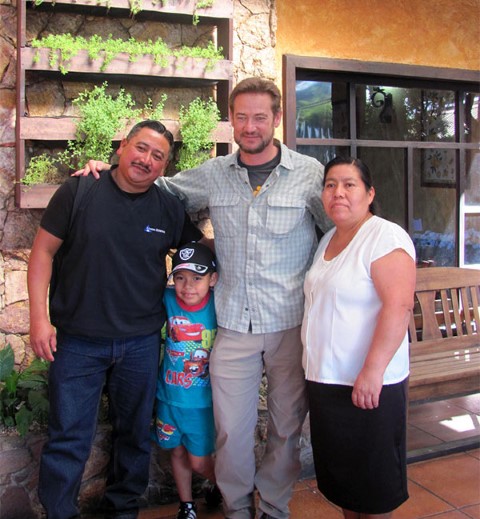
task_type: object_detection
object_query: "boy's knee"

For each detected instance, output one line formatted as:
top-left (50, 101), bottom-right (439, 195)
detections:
top-left (171, 445), bottom-right (187, 461)
top-left (190, 455), bottom-right (214, 479)
top-left (190, 457), bottom-right (206, 474)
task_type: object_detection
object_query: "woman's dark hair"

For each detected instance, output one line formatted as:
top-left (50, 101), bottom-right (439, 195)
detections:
top-left (126, 120), bottom-right (175, 161)
top-left (323, 156), bottom-right (379, 215)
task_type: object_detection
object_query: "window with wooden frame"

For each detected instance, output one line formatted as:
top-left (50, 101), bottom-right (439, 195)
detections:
top-left (283, 56), bottom-right (480, 268)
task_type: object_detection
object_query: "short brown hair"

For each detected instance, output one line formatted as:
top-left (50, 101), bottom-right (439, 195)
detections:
top-left (229, 77), bottom-right (282, 116)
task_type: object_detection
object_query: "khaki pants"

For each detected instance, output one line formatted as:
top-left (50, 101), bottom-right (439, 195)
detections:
top-left (210, 327), bottom-right (308, 519)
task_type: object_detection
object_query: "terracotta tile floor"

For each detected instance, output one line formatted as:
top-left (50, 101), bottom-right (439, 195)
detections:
top-left (137, 394), bottom-right (480, 519)
top-left (139, 451), bottom-right (480, 519)
top-left (407, 393), bottom-right (480, 462)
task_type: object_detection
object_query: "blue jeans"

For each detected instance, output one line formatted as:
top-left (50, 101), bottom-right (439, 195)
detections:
top-left (38, 331), bottom-right (161, 519)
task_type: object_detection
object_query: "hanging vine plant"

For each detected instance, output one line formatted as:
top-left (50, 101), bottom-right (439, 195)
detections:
top-left (31, 34), bottom-right (223, 75)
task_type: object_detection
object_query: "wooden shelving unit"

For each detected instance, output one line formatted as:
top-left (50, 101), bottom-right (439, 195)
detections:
top-left (16, 0), bottom-right (234, 208)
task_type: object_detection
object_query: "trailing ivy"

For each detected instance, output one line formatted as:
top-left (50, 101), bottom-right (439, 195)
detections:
top-left (129, 0), bottom-right (143, 16)
top-left (177, 97), bottom-right (220, 171)
top-left (31, 33), bottom-right (223, 75)
top-left (193, 0), bottom-right (215, 25)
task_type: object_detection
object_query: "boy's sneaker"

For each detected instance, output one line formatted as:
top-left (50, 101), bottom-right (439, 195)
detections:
top-left (176, 501), bottom-right (197, 519)
top-left (204, 483), bottom-right (223, 508)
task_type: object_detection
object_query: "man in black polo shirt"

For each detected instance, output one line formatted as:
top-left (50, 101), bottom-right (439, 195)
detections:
top-left (27, 120), bottom-right (204, 519)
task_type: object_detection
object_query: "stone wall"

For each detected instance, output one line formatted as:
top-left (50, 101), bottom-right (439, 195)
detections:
top-left (0, 425), bottom-right (205, 519)
top-left (1, 410), bottom-right (312, 519)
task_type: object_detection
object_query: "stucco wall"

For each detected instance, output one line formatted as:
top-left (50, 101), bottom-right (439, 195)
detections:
top-left (276, 0), bottom-right (480, 71)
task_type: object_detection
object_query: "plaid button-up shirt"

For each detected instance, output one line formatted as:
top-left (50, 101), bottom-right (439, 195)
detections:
top-left (162, 142), bottom-right (330, 334)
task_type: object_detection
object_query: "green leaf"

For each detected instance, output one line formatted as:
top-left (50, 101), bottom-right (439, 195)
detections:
top-left (15, 406), bottom-right (33, 437)
top-left (0, 345), bottom-right (15, 382)
top-left (29, 390), bottom-right (50, 420)
top-left (4, 372), bottom-right (20, 395)
top-left (4, 416), bottom-right (15, 428)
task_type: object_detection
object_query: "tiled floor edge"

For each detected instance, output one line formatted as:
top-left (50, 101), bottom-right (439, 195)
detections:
top-left (407, 436), bottom-right (480, 464)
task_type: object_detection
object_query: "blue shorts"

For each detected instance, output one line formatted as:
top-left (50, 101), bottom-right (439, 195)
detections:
top-left (152, 400), bottom-right (215, 456)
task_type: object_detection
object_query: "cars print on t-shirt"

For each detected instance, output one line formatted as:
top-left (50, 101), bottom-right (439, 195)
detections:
top-left (165, 316), bottom-right (211, 388)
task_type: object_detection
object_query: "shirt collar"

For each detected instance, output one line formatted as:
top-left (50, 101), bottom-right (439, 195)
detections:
top-left (228, 140), bottom-right (294, 173)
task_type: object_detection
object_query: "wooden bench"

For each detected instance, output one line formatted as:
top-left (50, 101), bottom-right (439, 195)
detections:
top-left (408, 267), bottom-right (480, 403)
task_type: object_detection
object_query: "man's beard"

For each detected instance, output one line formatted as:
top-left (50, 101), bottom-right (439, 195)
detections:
top-left (235, 131), bottom-right (274, 155)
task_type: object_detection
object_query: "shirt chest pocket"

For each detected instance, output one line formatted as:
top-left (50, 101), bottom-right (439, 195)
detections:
top-left (266, 196), bottom-right (306, 235)
top-left (209, 193), bottom-right (242, 237)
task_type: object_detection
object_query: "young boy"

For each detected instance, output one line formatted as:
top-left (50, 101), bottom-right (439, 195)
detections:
top-left (153, 242), bottom-right (222, 519)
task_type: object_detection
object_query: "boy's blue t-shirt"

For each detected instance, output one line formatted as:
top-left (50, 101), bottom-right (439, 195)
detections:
top-left (156, 286), bottom-right (217, 408)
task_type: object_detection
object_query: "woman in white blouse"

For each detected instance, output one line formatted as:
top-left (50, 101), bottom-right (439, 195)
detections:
top-left (302, 157), bottom-right (416, 519)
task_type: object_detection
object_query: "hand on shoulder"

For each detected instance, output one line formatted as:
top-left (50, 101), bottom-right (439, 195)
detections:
top-left (71, 160), bottom-right (111, 179)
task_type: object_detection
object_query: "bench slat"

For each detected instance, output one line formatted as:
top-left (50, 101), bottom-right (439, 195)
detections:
top-left (411, 352), bottom-right (480, 368)
top-left (410, 335), bottom-right (479, 356)
top-left (410, 357), bottom-right (480, 377)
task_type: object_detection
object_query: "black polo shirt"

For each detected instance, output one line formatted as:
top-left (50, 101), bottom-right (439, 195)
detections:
top-left (41, 171), bottom-right (203, 338)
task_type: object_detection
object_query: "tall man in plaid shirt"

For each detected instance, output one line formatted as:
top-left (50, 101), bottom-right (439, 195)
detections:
top-left (162, 78), bottom-right (329, 519)
top-left (80, 78), bottom-right (330, 519)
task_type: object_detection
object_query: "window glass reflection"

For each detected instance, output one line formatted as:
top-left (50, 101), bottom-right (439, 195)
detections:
top-left (465, 214), bottom-right (480, 265)
top-left (465, 150), bottom-right (480, 205)
top-left (295, 81), bottom-right (348, 140)
top-left (419, 90), bottom-right (456, 142)
top-left (356, 86), bottom-right (456, 142)
top-left (464, 92), bottom-right (479, 142)
top-left (464, 93), bottom-right (480, 206)
top-left (413, 149), bottom-right (456, 266)
top-left (357, 148), bottom-right (406, 227)
top-left (296, 145), bottom-right (349, 166)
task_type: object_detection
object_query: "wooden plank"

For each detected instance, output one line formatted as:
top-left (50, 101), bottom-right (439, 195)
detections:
top-left (411, 335), bottom-right (480, 356)
top-left (411, 350), bottom-right (480, 367)
top-left (411, 352), bottom-right (480, 366)
top-left (33, 0), bottom-right (234, 19)
top-left (440, 289), bottom-right (454, 336)
top-left (461, 287), bottom-right (474, 334)
top-left (19, 117), bottom-right (233, 143)
top-left (408, 376), bottom-right (480, 402)
top-left (471, 285), bottom-right (480, 323)
top-left (410, 360), bottom-right (480, 380)
top-left (416, 290), bottom-right (443, 341)
top-left (22, 48), bottom-right (233, 81)
top-left (415, 267), bottom-right (480, 291)
top-left (450, 289), bottom-right (463, 335)
top-left (19, 184), bottom-right (60, 209)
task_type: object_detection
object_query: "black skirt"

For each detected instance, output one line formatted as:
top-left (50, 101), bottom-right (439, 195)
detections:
top-left (307, 379), bottom-right (409, 514)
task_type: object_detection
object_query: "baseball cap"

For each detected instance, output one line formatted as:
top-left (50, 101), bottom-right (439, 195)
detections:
top-left (170, 242), bottom-right (216, 277)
